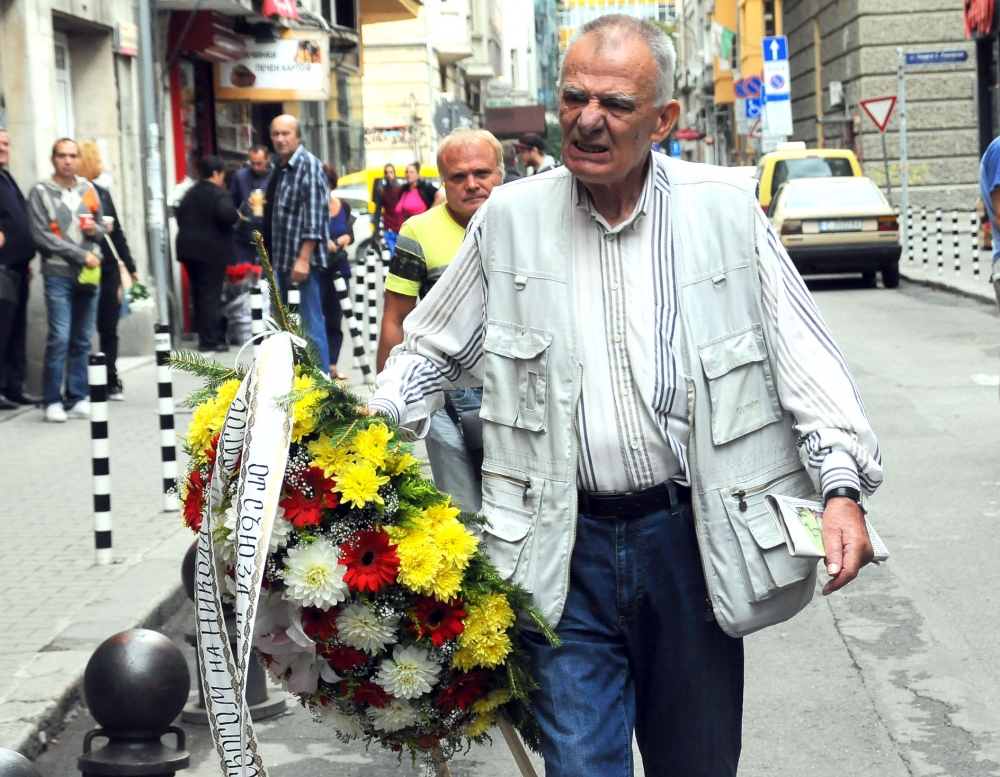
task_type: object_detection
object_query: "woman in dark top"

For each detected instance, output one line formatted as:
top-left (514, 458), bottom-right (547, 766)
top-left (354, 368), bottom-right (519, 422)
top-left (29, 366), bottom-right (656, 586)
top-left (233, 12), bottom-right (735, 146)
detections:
top-left (175, 156), bottom-right (239, 352)
top-left (320, 165), bottom-right (356, 378)
top-left (395, 163), bottom-right (438, 223)
top-left (78, 141), bottom-right (137, 400)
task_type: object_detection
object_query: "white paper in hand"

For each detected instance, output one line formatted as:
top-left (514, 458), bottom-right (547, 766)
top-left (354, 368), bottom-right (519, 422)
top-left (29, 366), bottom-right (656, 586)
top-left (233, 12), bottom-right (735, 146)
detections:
top-left (764, 494), bottom-right (889, 563)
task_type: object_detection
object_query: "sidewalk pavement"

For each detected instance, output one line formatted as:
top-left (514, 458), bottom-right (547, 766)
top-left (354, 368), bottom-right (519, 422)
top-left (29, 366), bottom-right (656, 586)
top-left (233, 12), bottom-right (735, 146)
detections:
top-left (899, 262), bottom-right (996, 305)
top-left (0, 338), bottom-right (384, 760)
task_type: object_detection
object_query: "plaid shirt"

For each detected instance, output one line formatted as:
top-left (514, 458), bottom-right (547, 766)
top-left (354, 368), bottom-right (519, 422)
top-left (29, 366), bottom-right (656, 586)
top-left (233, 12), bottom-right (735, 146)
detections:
top-left (268, 145), bottom-right (328, 272)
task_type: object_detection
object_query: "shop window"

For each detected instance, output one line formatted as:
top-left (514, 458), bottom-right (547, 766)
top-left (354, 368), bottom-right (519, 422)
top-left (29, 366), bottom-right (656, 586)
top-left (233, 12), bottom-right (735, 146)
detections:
top-left (54, 32), bottom-right (75, 139)
top-left (763, 1), bottom-right (776, 38)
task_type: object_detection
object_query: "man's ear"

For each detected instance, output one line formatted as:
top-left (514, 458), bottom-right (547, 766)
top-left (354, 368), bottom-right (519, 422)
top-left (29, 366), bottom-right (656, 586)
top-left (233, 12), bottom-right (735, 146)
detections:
top-left (652, 101), bottom-right (681, 144)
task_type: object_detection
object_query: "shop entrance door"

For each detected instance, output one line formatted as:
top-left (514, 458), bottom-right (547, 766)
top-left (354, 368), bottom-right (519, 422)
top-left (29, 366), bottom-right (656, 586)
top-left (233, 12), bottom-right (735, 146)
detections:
top-left (54, 32), bottom-right (75, 139)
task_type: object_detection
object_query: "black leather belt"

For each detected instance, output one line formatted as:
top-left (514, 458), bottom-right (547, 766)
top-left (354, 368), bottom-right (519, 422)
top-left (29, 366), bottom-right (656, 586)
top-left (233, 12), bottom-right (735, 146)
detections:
top-left (577, 481), bottom-right (692, 519)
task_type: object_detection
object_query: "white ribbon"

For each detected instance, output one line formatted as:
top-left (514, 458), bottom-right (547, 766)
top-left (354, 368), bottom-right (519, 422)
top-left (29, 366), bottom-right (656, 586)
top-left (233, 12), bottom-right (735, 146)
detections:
top-left (196, 333), bottom-right (295, 777)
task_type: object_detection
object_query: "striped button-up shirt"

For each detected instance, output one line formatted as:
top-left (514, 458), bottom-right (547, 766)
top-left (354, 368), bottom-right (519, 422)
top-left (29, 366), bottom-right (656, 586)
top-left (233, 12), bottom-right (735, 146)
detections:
top-left (267, 145), bottom-right (328, 273)
top-left (372, 161), bottom-right (883, 499)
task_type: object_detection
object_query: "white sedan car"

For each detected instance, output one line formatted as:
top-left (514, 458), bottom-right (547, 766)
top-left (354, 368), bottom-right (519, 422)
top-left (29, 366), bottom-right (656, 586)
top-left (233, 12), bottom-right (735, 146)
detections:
top-left (331, 188), bottom-right (374, 264)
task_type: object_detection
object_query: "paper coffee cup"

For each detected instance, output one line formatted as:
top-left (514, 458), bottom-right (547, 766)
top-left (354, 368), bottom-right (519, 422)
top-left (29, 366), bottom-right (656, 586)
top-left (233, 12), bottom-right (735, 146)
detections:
top-left (103, 216), bottom-right (115, 230)
top-left (79, 213), bottom-right (95, 231)
top-left (249, 189), bottom-right (264, 218)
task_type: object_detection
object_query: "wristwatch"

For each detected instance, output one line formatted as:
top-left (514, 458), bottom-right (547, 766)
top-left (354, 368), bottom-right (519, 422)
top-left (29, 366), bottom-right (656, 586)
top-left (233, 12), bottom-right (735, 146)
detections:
top-left (823, 486), bottom-right (864, 511)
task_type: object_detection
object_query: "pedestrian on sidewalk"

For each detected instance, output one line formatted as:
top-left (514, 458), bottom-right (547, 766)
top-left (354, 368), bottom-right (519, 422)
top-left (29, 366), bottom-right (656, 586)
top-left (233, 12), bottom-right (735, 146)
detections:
top-left (979, 136), bottom-right (1000, 307)
top-left (174, 155), bottom-right (239, 353)
top-left (262, 114), bottom-right (331, 369)
top-left (372, 163), bottom-right (403, 255)
top-left (0, 127), bottom-right (39, 410)
top-left (395, 163), bottom-right (439, 224)
top-left (320, 164), bottom-right (355, 378)
top-left (376, 127), bottom-right (504, 513)
top-left (230, 145), bottom-right (273, 266)
top-left (515, 131), bottom-right (557, 175)
top-left (371, 16), bottom-right (882, 777)
top-left (501, 140), bottom-right (522, 184)
top-left (78, 141), bottom-right (137, 401)
top-left (28, 138), bottom-right (107, 423)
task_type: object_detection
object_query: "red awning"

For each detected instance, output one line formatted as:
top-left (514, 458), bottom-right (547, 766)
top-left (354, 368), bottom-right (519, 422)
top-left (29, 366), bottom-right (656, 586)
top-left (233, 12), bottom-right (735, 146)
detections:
top-left (261, 0), bottom-right (301, 21)
top-left (965, 0), bottom-right (994, 37)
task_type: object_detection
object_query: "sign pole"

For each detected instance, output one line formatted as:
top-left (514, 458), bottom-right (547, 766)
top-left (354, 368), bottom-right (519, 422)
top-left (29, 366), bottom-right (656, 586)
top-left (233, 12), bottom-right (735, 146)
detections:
top-left (881, 131), bottom-right (893, 206)
top-left (897, 47), bottom-right (909, 259)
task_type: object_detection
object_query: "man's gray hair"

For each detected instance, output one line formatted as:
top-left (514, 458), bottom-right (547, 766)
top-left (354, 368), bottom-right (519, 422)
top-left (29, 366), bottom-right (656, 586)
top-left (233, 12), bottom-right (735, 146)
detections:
top-left (561, 14), bottom-right (676, 106)
top-left (437, 127), bottom-right (505, 179)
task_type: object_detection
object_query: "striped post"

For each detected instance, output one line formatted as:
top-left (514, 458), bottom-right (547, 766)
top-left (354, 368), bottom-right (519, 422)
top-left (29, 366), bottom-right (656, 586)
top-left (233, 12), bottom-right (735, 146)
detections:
top-left (250, 281), bottom-right (264, 358)
top-left (155, 324), bottom-right (179, 512)
top-left (366, 245), bottom-right (379, 350)
top-left (89, 353), bottom-right (112, 565)
top-left (288, 284), bottom-right (301, 325)
top-left (352, 256), bottom-right (367, 339)
top-left (952, 209), bottom-right (961, 275)
top-left (971, 210), bottom-right (981, 280)
top-left (906, 206), bottom-right (914, 265)
top-left (935, 208), bottom-right (944, 275)
top-left (380, 236), bottom-right (391, 283)
top-left (921, 206), bottom-right (928, 269)
top-left (333, 274), bottom-right (374, 386)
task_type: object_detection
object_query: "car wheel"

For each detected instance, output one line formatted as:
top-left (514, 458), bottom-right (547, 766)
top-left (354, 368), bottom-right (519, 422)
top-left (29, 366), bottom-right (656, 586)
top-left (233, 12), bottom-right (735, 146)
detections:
top-left (881, 261), bottom-right (900, 289)
top-left (861, 271), bottom-right (877, 288)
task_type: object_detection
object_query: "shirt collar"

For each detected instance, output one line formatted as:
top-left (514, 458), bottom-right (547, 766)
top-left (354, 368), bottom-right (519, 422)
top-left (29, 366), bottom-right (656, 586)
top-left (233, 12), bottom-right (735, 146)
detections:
top-left (282, 145), bottom-right (305, 169)
top-left (574, 154), bottom-right (656, 234)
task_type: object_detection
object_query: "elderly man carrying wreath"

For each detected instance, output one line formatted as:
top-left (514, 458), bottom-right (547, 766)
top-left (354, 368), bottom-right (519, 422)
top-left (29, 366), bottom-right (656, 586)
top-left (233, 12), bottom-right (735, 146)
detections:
top-left (370, 15), bottom-right (882, 777)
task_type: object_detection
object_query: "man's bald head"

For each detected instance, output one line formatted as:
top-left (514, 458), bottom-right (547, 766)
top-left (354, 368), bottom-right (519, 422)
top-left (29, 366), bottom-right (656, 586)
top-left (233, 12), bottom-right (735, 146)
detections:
top-left (270, 114), bottom-right (301, 162)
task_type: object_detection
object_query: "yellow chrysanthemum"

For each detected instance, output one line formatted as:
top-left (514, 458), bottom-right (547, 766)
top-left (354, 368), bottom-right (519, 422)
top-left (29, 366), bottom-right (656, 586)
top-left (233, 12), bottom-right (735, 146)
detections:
top-left (466, 712), bottom-right (493, 738)
top-left (184, 378), bottom-right (242, 457)
top-left (385, 451), bottom-right (421, 475)
top-left (291, 375), bottom-right (326, 442)
top-left (394, 531), bottom-right (444, 593)
top-left (306, 434), bottom-right (353, 476)
top-left (454, 594), bottom-right (515, 668)
top-left (350, 422), bottom-right (393, 469)
top-left (469, 631), bottom-right (512, 668)
top-left (333, 461), bottom-right (389, 508)
top-left (452, 647), bottom-right (477, 673)
top-left (478, 593), bottom-right (516, 632)
top-left (214, 378), bottom-right (242, 409)
top-left (471, 688), bottom-right (511, 715)
top-left (427, 561), bottom-right (464, 601)
top-left (434, 518), bottom-right (479, 568)
top-left (423, 501), bottom-right (461, 528)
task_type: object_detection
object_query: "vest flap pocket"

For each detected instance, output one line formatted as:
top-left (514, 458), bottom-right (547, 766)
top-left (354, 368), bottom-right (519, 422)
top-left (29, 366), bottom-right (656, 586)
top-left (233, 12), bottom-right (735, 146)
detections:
top-left (480, 320), bottom-right (553, 432)
top-left (697, 324), bottom-right (782, 445)
top-left (479, 469), bottom-right (541, 591)
top-left (483, 512), bottom-right (531, 542)
top-left (698, 326), bottom-right (767, 380)
top-left (745, 511), bottom-right (784, 549)
top-left (483, 322), bottom-right (552, 360)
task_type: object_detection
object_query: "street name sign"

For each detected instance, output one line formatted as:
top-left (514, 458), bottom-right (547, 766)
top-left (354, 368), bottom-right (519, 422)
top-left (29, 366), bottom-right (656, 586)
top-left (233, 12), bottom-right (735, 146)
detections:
top-left (762, 35), bottom-right (792, 136)
top-left (859, 96), bottom-right (897, 133)
top-left (905, 50), bottom-right (968, 66)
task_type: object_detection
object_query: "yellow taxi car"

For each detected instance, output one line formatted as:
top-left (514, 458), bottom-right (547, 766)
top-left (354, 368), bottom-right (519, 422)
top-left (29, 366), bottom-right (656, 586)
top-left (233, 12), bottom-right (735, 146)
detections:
top-left (768, 177), bottom-right (902, 288)
top-left (755, 144), bottom-right (862, 210)
top-left (337, 164), bottom-right (440, 215)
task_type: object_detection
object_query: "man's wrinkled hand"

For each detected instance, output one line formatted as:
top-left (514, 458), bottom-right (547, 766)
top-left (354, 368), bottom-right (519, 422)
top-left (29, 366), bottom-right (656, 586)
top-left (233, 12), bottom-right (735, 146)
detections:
top-left (290, 256), bottom-right (310, 284)
top-left (84, 253), bottom-right (100, 269)
top-left (821, 497), bottom-right (874, 596)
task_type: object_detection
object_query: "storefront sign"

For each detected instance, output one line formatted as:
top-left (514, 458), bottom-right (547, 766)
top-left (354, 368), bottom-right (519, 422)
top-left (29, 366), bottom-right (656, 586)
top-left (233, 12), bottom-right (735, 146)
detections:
top-left (115, 22), bottom-right (138, 57)
top-left (215, 30), bottom-right (329, 102)
top-left (261, 0), bottom-right (300, 21)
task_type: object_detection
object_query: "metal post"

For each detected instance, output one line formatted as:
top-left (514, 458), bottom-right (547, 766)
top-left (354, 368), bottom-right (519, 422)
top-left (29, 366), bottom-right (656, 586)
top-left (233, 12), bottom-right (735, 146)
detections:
top-left (897, 48), bottom-right (909, 261)
top-left (89, 353), bottom-right (112, 565)
top-left (288, 284), bottom-right (300, 326)
top-left (972, 210), bottom-right (981, 279)
top-left (935, 208), bottom-right (943, 275)
top-left (155, 324), bottom-right (179, 513)
top-left (366, 246), bottom-right (379, 351)
top-left (352, 258), bottom-right (367, 339)
top-left (136, 0), bottom-right (170, 326)
top-left (906, 206), bottom-right (913, 264)
top-left (881, 131), bottom-right (893, 206)
top-left (921, 206), bottom-right (928, 269)
top-left (952, 209), bottom-right (961, 275)
top-left (250, 282), bottom-right (264, 359)
top-left (333, 275), bottom-right (374, 386)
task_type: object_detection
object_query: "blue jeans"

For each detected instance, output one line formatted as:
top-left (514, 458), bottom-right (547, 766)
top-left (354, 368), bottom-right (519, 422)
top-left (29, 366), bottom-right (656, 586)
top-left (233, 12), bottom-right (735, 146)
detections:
top-left (276, 267), bottom-right (330, 370)
top-left (425, 387), bottom-right (482, 513)
top-left (383, 230), bottom-right (398, 257)
top-left (521, 490), bottom-right (744, 777)
top-left (43, 274), bottom-right (99, 406)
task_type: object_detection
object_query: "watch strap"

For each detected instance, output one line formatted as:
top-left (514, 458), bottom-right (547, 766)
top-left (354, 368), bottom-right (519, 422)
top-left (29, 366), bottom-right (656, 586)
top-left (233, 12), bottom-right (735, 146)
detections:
top-left (824, 486), bottom-right (862, 505)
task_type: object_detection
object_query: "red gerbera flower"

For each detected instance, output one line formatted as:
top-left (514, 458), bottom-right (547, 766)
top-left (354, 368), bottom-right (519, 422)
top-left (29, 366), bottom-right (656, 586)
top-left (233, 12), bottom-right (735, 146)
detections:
top-left (280, 466), bottom-right (339, 528)
top-left (340, 530), bottom-right (400, 592)
top-left (183, 470), bottom-right (206, 532)
top-left (320, 643), bottom-right (368, 672)
top-left (301, 606), bottom-right (340, 641)
top-left (204, 434), bottom-right (220, 470)
top-left (434, 670), bottom-right (489, 712)
top-left (409, 597), bottom-right (467, 646)
top-left (347, 679), bottom-right (390, 708)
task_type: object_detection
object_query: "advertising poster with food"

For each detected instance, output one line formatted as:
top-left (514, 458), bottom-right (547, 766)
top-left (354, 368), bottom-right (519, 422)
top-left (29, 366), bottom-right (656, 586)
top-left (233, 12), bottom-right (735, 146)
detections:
top-left (215, 31), bottom-right (329, 102)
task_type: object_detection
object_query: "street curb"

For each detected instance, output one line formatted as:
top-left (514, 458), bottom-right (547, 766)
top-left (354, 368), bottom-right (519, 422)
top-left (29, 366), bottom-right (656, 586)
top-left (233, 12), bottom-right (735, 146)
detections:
top-left (899, 270), bottom-right (996, 306)
top-left (12, 581), bottom-right (187, 761)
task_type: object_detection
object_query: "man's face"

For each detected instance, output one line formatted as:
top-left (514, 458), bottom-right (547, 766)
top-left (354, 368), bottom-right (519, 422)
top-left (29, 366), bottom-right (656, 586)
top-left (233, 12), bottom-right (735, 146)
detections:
top-left (52, 140), bottom-right (80, 179)
top-left (517, 147), bottom-right (534, 167)
top-left (384, 165), bottom-right (396, 182)
top-left (558, 33), bottom-right (678, 186)
top-left (439, 141), bottom-right (503, 221)
top-left (248, 150), bottom-right (270, 175)
top-left (0, 133), bottom-right (9, 166)
top-left (270, 119), bottom-right (300, 160)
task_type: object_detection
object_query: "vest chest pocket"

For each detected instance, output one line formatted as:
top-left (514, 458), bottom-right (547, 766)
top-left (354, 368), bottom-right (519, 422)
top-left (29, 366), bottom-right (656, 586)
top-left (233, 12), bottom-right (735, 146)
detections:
top-left (479, 320), bottom-right (553, 432)
top-left (698, 324), bottom-right (782, 445)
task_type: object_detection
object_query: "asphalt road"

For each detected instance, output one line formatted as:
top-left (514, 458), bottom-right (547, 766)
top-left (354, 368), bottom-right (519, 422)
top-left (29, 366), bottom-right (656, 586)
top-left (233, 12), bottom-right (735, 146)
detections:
top-left (33, 278), bottom-right (1000, 777)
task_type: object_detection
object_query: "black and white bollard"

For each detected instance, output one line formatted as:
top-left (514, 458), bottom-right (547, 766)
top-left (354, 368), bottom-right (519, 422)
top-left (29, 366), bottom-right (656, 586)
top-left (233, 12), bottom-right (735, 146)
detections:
top-left (89, 353), bottom-right (112, 566)
top-left (352, 257), bottom-right (367, 338)
top-left (971, 211), bottom-right (981, 280)
top-left (155, 325), bottom-right (179, 513)
top-left (952, 209), bottom-right (961, 275)
top-left (935, 208), bottom-right (944, 275)
top-left (250, 281), bottom-right (264, 359)
top-left (366, 245), bottom-right (379, 351)
top-left (921, 206), bottom-right (928, 269)
top-left (906, 205), bottom-right (913, 265)
top-left (333, 275), bottom-right (374, 387)
top-left (287, 283), bottom-right (301, 327)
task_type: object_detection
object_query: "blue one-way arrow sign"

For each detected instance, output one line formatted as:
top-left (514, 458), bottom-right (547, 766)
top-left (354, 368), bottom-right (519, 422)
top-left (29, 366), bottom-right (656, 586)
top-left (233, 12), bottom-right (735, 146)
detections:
top-left (763, 35), bottom-right (788, 62)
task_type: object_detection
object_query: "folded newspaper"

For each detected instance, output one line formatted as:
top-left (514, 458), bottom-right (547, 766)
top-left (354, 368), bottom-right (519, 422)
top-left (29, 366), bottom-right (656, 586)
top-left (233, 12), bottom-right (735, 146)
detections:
top-left (763, 495), bottom-right (889, 563)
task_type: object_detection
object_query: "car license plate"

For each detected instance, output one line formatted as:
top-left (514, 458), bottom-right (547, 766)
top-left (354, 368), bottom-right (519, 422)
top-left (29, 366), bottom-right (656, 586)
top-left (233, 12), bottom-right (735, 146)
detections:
top-left (819, 219), bottom-right (863, 232)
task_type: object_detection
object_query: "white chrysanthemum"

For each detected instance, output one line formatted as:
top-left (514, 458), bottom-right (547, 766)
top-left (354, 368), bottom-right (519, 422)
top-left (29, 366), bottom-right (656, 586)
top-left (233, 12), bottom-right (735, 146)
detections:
top-left (283, 539), bottom-right (349, 609)
top-left (368, 699), bottom-right (420, 732)
top-left (336, 603), bottom-right (398, 655)
top-left (320, 703), bottom-right (364, 737)
top-left (212, 506), bottom-right (238, 563)
top-left (375, 645), bottom-right (441, 699)
top-left (270, 510), bottom-right (292, 552)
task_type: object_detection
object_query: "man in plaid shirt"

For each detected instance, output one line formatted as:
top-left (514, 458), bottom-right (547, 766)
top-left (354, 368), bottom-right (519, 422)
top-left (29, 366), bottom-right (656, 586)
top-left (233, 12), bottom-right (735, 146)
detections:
top-left (262, 115), bottom-right (330, 368)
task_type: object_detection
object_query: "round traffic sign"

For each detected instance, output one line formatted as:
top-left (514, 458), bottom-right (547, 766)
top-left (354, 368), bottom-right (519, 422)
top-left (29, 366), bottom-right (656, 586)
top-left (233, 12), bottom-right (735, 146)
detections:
top-left (734, 79), bottom-right (748, 98)
top-left (769, 74), bottom-right (786, 90)
top-left (744, 76), bottom-right (762, 97)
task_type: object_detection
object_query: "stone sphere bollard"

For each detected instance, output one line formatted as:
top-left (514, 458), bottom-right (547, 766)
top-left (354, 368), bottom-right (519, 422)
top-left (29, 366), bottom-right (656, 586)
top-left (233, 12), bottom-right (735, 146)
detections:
top-left (0, 747), bottom-right (42, 777)
top-left (77, 629), bottom-right (190, 776)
